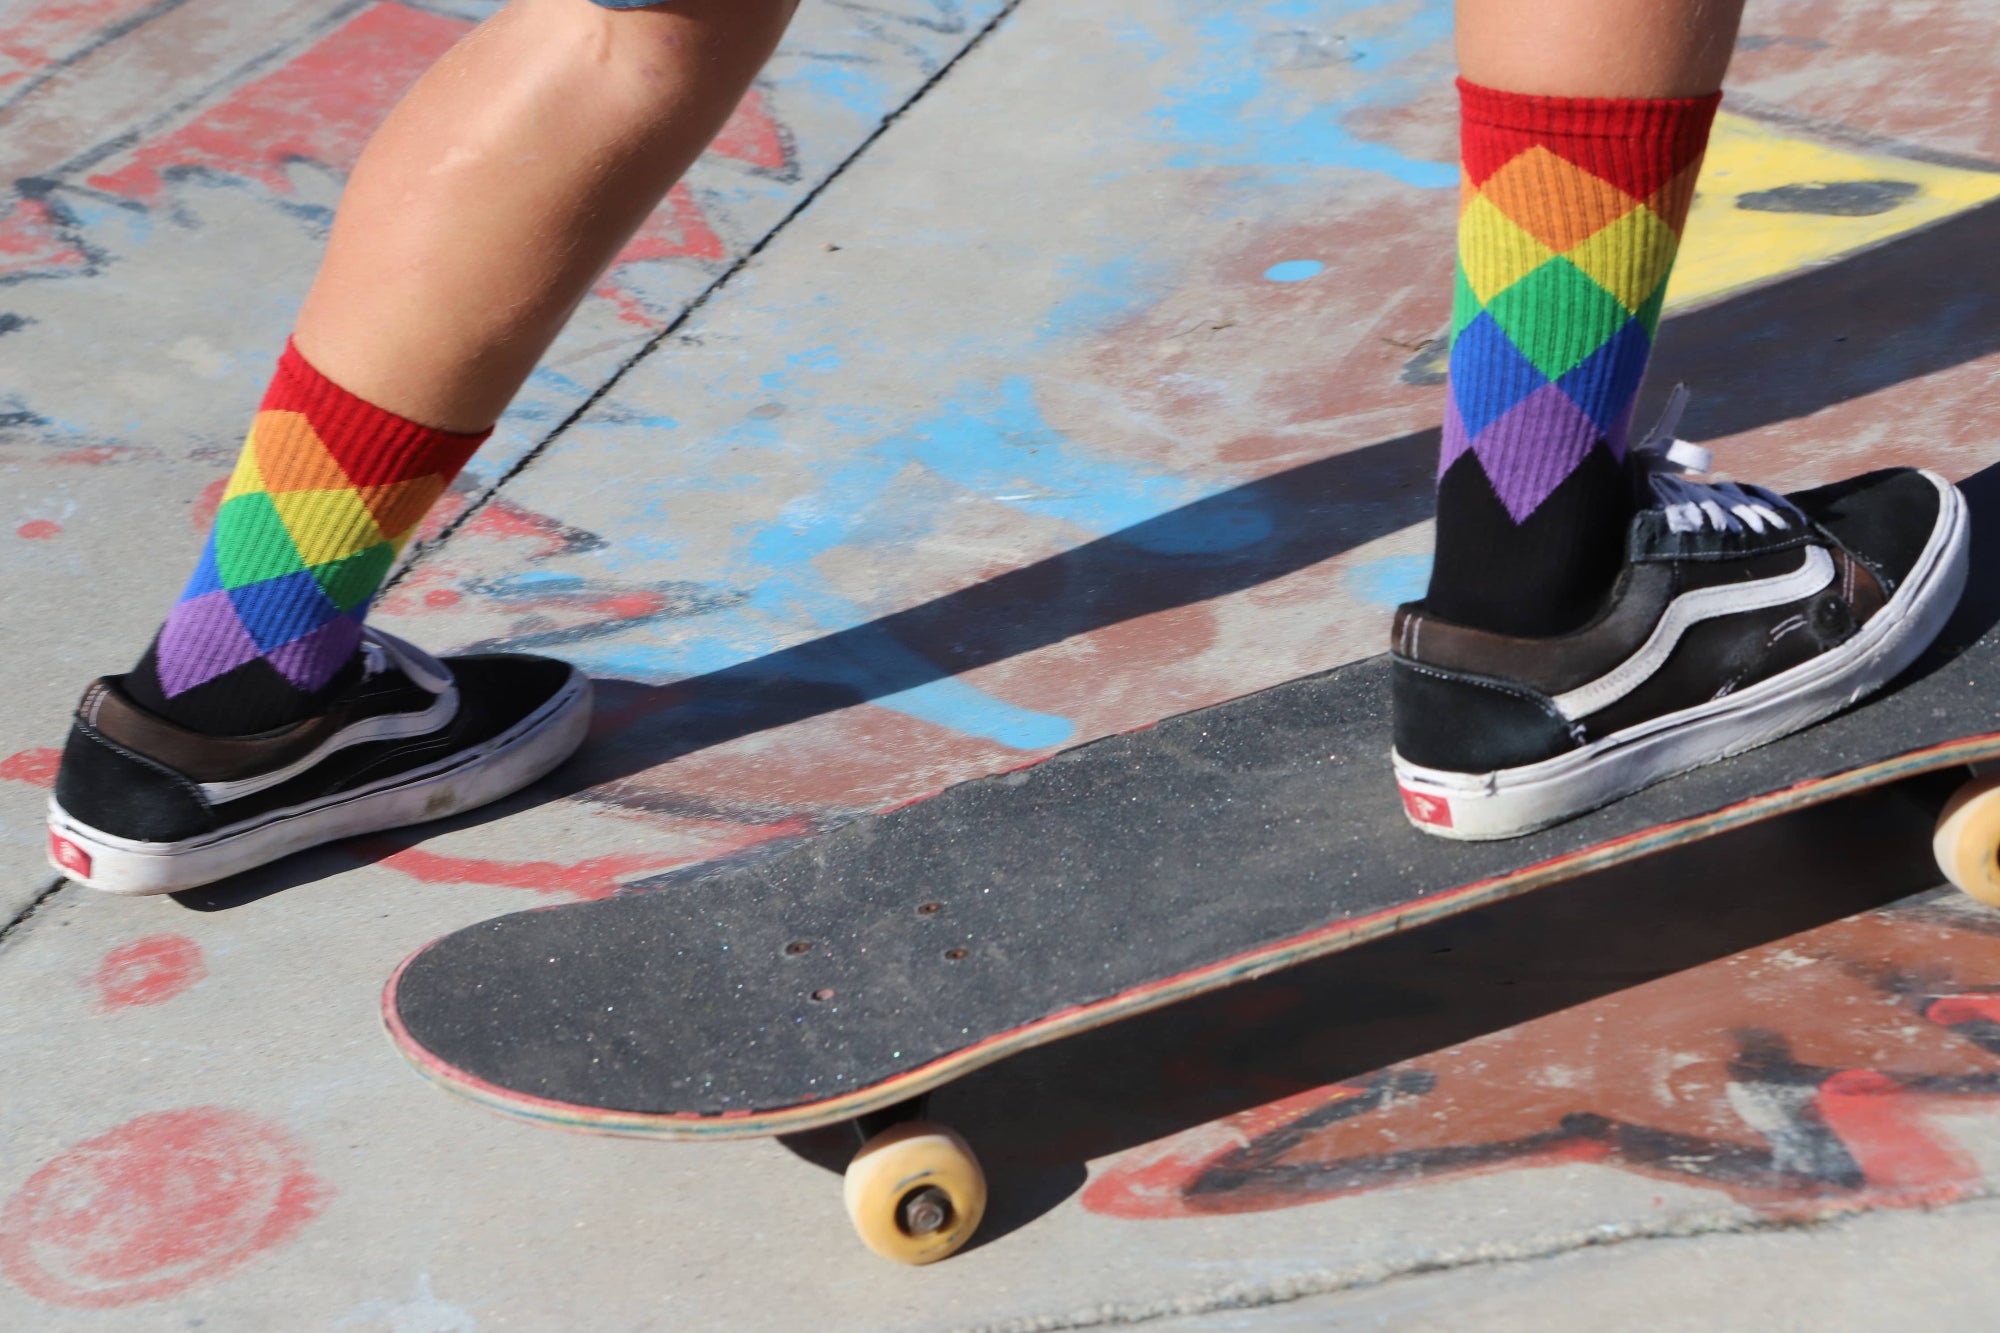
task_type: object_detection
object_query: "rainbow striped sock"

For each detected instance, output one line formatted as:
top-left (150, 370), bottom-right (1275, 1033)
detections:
top-left (1426, 79), bottom-right (1720, 636)
top-left (129, 343), bottom-right (487, 734)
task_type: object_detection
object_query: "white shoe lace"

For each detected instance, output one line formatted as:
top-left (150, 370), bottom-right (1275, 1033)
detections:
top-left (357, 625), bottom-right (455, 695)
top-left (1634, 385), bottom-right (1801, 536)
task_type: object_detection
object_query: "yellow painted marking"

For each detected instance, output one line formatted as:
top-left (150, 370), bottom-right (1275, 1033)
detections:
top-left (1669, 111), bottom-right (2000, 310)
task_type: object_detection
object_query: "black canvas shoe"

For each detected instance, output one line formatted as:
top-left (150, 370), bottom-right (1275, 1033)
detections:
top-left (1391, 434), bottom-right (1969, 840)
top-left (46, 628), bottom-right (591, 894)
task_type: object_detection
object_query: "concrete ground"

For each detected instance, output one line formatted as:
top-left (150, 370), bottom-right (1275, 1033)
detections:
top-left (3, 0), bottom-right (2000, 1327)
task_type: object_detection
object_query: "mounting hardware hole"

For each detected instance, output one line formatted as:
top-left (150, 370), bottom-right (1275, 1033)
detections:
top-left (785, 940), bottom-right (813, 956)
top-left (944, 948), bottom-right (967, 961)
top-left (811, 988), bottom-right (836, 1002)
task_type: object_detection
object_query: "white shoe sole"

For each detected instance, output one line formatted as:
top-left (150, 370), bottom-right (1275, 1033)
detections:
top-left (46, 670), bottom-right (593, 895)
top-left (1394, 471), bottom-right (1970, 841)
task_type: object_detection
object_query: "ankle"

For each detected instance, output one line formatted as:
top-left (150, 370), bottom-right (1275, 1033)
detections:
top-left (123, 643), bottom-right (361, 737)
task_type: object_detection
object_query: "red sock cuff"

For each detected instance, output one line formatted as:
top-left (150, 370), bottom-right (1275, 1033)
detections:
top-left (1457, 77), bottom-right (1722, 138)
top-left (1456, 78), bottom-right (1720, 204)
top-left (260, 339), bottom-right (491, 489)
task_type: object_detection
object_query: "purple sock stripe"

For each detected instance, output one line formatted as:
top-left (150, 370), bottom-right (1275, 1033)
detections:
top-left (1438, 395), bottom-right (1473, 480)
top-left (264, 615), bottom-right (365, 693)
top-left (154, 591), bottom-right (262, 697)
top-left (1466, 383), bottom-right (1601, 522)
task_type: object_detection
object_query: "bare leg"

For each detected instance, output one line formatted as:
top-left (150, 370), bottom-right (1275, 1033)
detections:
top-left (1425, 0), bottom-right (1749, 641)
top-left (1457, 0), bottom-right (1747, 98)
top-left (294, 0), bottom-right (798, 432)
top-left (51, 0), bottom-right (803, 888)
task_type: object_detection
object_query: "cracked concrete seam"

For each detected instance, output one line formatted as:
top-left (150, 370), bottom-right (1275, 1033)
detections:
top-left (952, 1186), bottom-right (2000, 1333)
top-left (0, 4), bottom-right (1035, 948)
top-left (388, 0), bottom-right (1030, 591)
top-left (0, 877), bottom-right (70, 956)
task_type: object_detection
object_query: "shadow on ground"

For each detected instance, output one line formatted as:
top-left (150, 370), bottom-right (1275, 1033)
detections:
top-left (175, 442), bottom-right (2000, 916)
top-left (782, 776), bottom-right (1957, 1247)
top-left (545, 194), bottom-right (2000, 807)
top-left (177, 204), bottom-right (2000, 928)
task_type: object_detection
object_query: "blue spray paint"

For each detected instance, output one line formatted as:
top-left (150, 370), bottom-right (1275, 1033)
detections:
top-left (463, 1), bottom-right (1463, 750)
top-left (1345, 553), bottom-right (1432, 607)
top-left (540, 361), bottom-right (1279, 751)
top-left (1263, 259), bottom-right (1324, 282)
top-left (1134, 0), bottom-right (1457, 190)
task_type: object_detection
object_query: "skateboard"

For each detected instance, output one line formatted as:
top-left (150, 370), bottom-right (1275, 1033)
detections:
top-left (383, 585), bottom-right (2000, 1265)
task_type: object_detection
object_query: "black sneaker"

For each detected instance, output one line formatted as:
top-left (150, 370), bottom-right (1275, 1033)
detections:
top-left (46, 628), bottom-right (591, 894)
top-left (1391, 435), bottom-right (1969, 840)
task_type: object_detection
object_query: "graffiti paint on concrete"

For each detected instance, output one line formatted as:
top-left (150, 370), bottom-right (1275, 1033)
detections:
top-left (0, 0), bottom-right (1013, 482)
top-left (1085, 898), bottom-right (2000, 1221)
top-left (0, 1108), bottom-right (330, 1309)
top-left (90, 934), bottom-right (205, 1011)
top-left (10, 1), bottom-right (1999, 907)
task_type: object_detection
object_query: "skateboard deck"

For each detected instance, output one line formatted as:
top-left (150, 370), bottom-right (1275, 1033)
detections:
top-left (384, 586), bottom-right (2000, 1150)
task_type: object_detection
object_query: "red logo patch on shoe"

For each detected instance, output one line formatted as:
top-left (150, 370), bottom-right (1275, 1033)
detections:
top-left (1400, 787), bottom-right (1453, 828)
top-left (48, 832), bottom-right (93, 879)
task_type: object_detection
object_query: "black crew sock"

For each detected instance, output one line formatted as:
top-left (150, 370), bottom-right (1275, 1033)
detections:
top-left (1424, 442), bottom-right (1634, 638)
top-left (121, 639), bottom-right (361, 736)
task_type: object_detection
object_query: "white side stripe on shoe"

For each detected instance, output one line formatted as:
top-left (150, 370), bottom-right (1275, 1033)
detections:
top-left (197, 687), bottom-right (459, 804)
top-left (1551, 547), bottom-right (1836, 722)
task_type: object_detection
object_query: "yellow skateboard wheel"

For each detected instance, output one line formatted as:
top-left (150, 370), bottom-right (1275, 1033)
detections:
top-left (1933, 776), bottom-right (2000, 908)
top-left (842, 1120), bottom-right (985, 1264)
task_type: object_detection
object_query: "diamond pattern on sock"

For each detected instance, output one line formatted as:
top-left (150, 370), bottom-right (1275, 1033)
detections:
top-left (1479, 145), bottom-right (1641, 252)
top-left (1565, 205), bottom-right (1680, 311)
top-left (225, 569), bottom-right (343, 653)
top-left (1447, 312), bottom-right (1551, 440)
top-left (1469, 383), bottom-right (1604, 521)
top-left (267, 488), bottom-right (385, 565)
top-left (1484, 256), bottom-right (1636, 381)
top-left (264, 614), bottom-right (366, 694)
top-left (1457, 195), bottom-right (1556, 304)
top-left (153, 590), bottom-right (263, 696)
top-left (357, 475), bottom-right (450, 544)
top-left (150, 342), bottom-right (489, 699)
top-left (240, 411), bottom-right (353, 493)
top-left (210, 491), bottom-right (309, 588)
top-left (1442, 79), bottom-right (1719, 519)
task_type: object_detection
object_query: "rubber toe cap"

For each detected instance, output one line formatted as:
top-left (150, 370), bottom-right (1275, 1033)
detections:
top-left (1787, 468), bottom-right (1947, 591)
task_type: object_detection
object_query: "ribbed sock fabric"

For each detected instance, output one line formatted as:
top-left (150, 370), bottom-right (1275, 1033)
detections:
top-left (124, 341), bottom-right (487, 735)
top-left (1425, 78), bottom-right (1720, 637)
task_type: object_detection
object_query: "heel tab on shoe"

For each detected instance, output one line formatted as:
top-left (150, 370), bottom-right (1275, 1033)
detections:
top-left (1390, 658), bottom-right (1579, 774)
top-left (54, 720), bottom-right (214, 845)
top-left (74, 678), bottom-right (113, 727)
